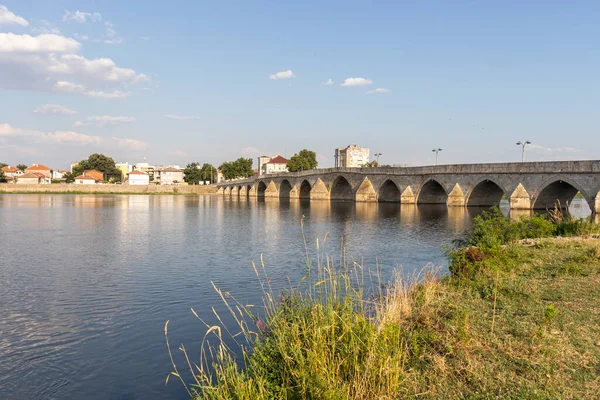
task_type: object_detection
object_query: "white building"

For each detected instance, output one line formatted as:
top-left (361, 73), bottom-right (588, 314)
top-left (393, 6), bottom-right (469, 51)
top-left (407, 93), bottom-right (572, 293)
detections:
top-left (154, 167), bottom-right (184, 185)
top-left (335, 145), bottom-right (370, 168)
top-left (127, 170), bottom-right (150, 185)
top-left (260, 155), bottom-right (289, 175)
top-left (74, 175), bottom-right (96, 184)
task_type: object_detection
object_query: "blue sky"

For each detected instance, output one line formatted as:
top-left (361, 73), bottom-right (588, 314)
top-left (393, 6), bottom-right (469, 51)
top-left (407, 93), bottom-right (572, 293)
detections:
top-left (1, 1), bottom-right (599, 169)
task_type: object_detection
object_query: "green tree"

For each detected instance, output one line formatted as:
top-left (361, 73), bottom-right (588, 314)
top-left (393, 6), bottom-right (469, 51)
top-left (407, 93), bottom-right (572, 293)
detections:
top-left (0, 169), bottom-right (6, 183)
top-left (0, 163), bottom-right (7, 169)
top-left (72, 153), bottom-right (121, 181)
top-left (361, 161), bottom-right (379, 168)
top-left (183, 162), bottom-right (203, 185)
top-left (63, 172), bottom-right (75, 183)
top-left (199, 163), bottom-right (217, 183)
top-left (16, 164), bottom-right (27, 171)
top-left (219, 158), bottom-right (253, 180)
top-left (287, 149), bottom-right (318, 172)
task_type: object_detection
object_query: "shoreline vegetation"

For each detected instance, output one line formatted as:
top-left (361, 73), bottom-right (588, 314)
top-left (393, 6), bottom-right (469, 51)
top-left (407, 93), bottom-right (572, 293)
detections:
top-left (166, 207), bottom-right (600, 399)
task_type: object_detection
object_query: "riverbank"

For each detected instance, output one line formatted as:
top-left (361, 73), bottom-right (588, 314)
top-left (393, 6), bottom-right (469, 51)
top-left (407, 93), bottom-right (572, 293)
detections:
top-left (168, 209), bottom-right (600, 399)
top-left (0, 183), bottom-right (217, 195)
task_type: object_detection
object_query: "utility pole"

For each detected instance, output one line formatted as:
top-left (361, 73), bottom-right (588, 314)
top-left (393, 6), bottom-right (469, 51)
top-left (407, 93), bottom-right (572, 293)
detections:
top-left (432, 148), bottom-right (442, 165)
top-left (516, 141), bottom-right (531, 162)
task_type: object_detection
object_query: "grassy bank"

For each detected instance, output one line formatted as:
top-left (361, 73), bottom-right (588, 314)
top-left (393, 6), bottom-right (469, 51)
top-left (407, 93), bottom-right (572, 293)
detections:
top-left (167, 209), bottom-right (600, 399)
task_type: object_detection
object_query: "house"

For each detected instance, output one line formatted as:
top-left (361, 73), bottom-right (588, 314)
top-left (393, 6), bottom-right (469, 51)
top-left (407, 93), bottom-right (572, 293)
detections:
top-left (83, 170), bottom-right (104, 182)
top-left (2, 165), bottom-right (23, 182)
top-left (154, 167), bottom-right (184, 185)
top-left (260, 155), bottom-right (289, 175)
top-left (127, 170), bottom-right (149, 185)
top-left (115, 162), bottom-right (132, 180)
top-left (52, 170), bottom-right (69, 180)
top-left (26, 163), bottom-right (52, 178)
top-left (74, 175), bottom-right (96, 184)
top-left (215, 169), bottom-right (224, 184)
top-left (17, 173), bottom-right (42, 184)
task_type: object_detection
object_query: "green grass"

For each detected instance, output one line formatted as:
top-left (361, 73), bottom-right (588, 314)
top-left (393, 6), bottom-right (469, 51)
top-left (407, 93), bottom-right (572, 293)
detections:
top-left (166, 212), bottom-right (600, 399)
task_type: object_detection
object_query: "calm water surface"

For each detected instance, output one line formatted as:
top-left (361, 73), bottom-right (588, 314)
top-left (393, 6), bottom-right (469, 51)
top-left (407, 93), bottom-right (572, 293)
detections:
top-left (0, 194), bottom-right (592, 399)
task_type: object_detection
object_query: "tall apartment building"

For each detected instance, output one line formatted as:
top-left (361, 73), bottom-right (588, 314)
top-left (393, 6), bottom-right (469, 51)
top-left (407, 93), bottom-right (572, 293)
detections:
top-left (334, 145), bottom-right (370, 168)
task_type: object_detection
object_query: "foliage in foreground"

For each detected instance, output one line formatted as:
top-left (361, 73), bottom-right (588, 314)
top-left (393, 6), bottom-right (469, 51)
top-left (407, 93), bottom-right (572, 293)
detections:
top-left (166, 212), bottom-right (600, 399)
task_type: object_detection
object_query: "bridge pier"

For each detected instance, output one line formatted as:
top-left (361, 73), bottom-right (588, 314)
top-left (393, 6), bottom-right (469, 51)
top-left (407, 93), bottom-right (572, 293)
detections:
top-left (230, 186), bottom-right (239, 197)
top-left (217, 187), bottom-right (224, 195)
top-left (264, 181), bottom-right (279, 198)
top-left (594, 191), bottom-right (600, 214)
top-left (356, 178), bottom-right (378, 202)
top-left (239, 186), bottom-right (248, 197)
top-left (248, 185), bottom-right (257, 197)
top-left (310, 178), bottom-right (330, 200)
top-left (400, 186), bottom-right (416, 204)
top-left (509, 183), bottom-right (531, 209)
top-left (447, 184), bottom-right (466, 207)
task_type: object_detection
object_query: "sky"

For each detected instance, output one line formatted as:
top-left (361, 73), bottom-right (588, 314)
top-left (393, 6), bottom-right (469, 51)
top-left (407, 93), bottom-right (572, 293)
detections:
top-left (0, 0), bottom-right (599, 170)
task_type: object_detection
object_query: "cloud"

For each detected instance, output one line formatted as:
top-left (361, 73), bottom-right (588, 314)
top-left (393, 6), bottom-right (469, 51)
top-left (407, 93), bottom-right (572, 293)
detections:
top-left (341, 77), bottom-right (372, 87)
top-left (324, 78), bottom-right (334, 86)
top-left (54, 81), bottom-right (132, 99)
top-left (367, 88), bottom-right (390, 94)
top-left (0, 122), bottom-right (146, 149)
top-left (75, 115), bottom-right (135, 127)
top-left (527, 144), bottom-right (582, 154)
top-left (0, 33), bottom-right (148, 97)
top-left (241, 147), bottom-right (260, 156)
top-left (269, 70), bottom-right (295, 80)
top-left (62, 11), bottom-right (102, 23)
top-left (30, 20), bottom-right (60, 35)
top-left (112, 137), bottom-right (147, 150)
top-left (0, 5), bottom-right (29, 26)
top-left (103, 21), bottom-right (123, 44)
top-left (33, 104), bottom-right (77, 115)
top-left (165, 114), bottom-right (198, 120)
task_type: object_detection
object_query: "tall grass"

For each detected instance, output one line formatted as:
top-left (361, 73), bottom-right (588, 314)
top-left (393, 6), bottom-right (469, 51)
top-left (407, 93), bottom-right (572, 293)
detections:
top-left (165, 220), bottom-right (444, 399)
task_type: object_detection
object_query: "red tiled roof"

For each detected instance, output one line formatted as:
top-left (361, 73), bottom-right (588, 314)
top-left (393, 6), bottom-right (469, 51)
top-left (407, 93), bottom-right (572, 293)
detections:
top-left (267, 155), bottom-right (289, 164)
top-left (84, 170), bottom-right (104, 181)
top-left (2, 166), bottom-right (18, 172)
top-left (32, 172), bottom-right (46, 178)
top-left (128, 170), bottom-right (148, 175)
top-left (19, 173), bottom-right (40, 179)
top-left (26, 164), bottom-right (51, 171)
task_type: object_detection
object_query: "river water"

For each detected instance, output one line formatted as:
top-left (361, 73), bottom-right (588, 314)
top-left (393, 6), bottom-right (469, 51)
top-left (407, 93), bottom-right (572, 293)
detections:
top-left (0, 194), bottom-right (592, 399)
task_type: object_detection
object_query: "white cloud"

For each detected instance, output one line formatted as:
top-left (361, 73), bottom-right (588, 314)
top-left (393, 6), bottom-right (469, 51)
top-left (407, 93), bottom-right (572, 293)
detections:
top-left (341, 77), bottom-right (372, 87)
top-left (30, 20), bottom-right (60, 35)
top-left (33, 104), bottom-right (77, 115)
top-left (528, 144), bottom-right (582, 154)
top-left (0, 122), bottom-right (146, 149)
top-left (324, 78), bottom-right (334, 86)
top-left (165, 114), bottom-right (198, 120)
top-left (241, 147), bottom-right (259, 156)
top-left (112, 137), bottom-right (147, 150)
top-left (0, 33), bottom-right (148, 97)
top-left (269, 70), bottom-right (295, 80)
top-left (0, 5), bottom-right (29, 26)
top-left (62, 11), bottom-right (102, 23)
top-left (103, 21), bottom-right (123, 44)
top-left (367, 88), bottom-right (390, 94)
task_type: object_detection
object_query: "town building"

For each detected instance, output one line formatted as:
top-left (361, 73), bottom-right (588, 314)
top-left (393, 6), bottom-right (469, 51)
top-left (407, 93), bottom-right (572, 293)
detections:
top-left (2, 166), bottom-right (23, 182)
top-left (70, 161), bottom-right (79, 172)
top-left (17, 173), bottom-right (43, 184)
top-left (334, 145), bottom-right (370, 168)
top-left (127, 170), bottom-right (149, 185)
top-left (83, 170), bottom-right (104, 182)
top-left (260, 155), bottom-right (289, 175)
top-left (25, 163), bottom-right (52, 178)
top-left (215, 170), bottom-right (224, 184)
top-left (52, 170), bottom-right (68, 180)
top-left (74, 175), bottom-right (96, 184)
top-left (115, 162), bottom-right (133, 179)
top-left (258, 156), bottom-right (271, 176)
top-left (154, 167), bottom-right (184, 185)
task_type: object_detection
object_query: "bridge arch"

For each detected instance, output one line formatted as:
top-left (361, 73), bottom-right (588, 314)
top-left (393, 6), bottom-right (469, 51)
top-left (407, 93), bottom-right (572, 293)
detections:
top-left (330, 176), bottom-right (354, 201)
top-left (299, 180), bottom-right (311, 199)
top-left (378, 179), bottom-right (401, 203)
top-left (467, 178), bottom-right (507, 207)
top-left (257, 181), bottom-right (267, 198)
top-left (417, 178), bottom-right (448, 204)
top-left (279, 179), bottom-right (293, 198)
top-left (533, 177), bottom-right (588, 210)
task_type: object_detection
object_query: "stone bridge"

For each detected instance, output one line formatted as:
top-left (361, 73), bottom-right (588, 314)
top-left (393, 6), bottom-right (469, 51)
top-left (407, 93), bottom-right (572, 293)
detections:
top-left (217, 161), bottom-right (600, 212)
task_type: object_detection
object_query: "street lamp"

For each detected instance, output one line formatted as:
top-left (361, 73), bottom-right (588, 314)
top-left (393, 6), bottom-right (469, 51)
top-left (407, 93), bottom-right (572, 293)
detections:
top-left (432, 148), bottom-right (442, 165)
top-left (374, 152), bottom-right (382, 165)
top-left (516, 140), bottom-right (531, 162)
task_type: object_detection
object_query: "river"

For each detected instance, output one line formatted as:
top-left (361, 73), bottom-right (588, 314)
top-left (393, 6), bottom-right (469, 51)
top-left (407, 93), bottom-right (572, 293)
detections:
top-left (0, 194), bottom-right (592, 399)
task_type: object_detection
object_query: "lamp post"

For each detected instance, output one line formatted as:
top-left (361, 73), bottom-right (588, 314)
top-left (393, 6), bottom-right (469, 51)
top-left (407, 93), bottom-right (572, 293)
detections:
top-left (374, 152), bottom-right (382, 165)
top-left (432, 148), bottom-right (442, 165)
top-left (516, 141), bottom-right (531, 162)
